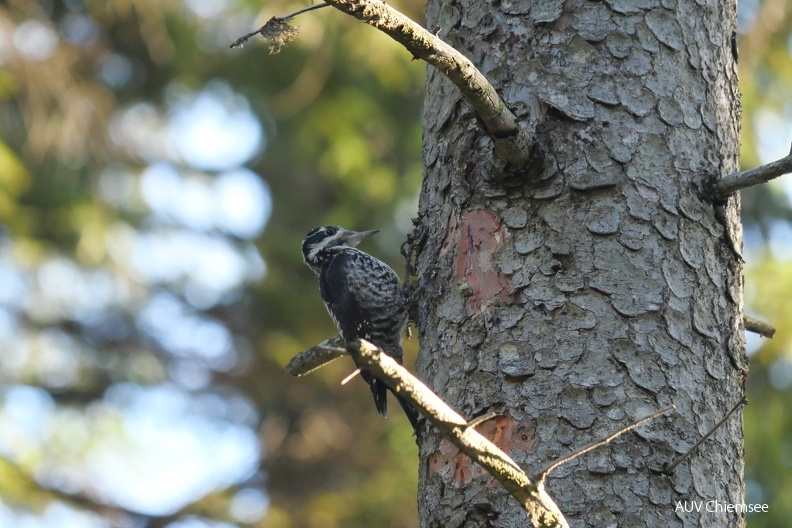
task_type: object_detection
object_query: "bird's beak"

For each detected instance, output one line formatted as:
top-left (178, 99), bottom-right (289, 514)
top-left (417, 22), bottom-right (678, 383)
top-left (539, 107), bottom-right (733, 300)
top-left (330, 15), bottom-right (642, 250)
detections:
top-left (345, 229), bottom-right (380, 247)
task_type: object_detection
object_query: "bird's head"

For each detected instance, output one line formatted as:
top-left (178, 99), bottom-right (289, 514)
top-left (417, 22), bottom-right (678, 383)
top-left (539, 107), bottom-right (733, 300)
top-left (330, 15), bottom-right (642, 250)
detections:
top-left (301, 225), bottom-right (379, 273)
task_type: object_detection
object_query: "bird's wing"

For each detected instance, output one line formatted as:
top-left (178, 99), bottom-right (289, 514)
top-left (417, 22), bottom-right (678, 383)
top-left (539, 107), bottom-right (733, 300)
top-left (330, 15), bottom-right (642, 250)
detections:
top-left (318, 249), bottom-right (403, 343)
top-left (319, 250), bottom-right (371, 341)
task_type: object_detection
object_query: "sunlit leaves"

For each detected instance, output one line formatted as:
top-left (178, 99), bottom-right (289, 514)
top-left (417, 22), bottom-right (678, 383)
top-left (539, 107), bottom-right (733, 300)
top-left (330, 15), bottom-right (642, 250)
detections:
top-left (0, 140), bottom-right (30, 228)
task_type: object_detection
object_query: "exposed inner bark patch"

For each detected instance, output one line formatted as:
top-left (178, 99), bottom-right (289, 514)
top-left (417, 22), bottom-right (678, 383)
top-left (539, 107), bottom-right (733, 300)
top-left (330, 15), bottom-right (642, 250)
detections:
top-left (453, 208), bottom-right (512, 313)
top-left (427, 412), bottom-right (535, 488)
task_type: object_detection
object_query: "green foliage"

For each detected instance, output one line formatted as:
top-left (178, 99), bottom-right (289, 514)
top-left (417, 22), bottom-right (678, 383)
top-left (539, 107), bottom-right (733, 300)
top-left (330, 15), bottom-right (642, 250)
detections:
top-left (0, 0), bottom-right (423, 526)
top-left (744, 255), bottom-right (792, 527)
top-left (737, 6), bottom-right (792, 528)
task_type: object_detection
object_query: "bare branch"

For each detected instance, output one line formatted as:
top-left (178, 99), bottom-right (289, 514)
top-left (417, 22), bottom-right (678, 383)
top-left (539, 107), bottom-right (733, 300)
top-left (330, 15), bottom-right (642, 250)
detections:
top-left (538, 406), bottom-right (675, 482)
top-left (663, 396), bottom-right (747, 475)
top-left (283, 335), bottom-right (347, 376)
top-left (744, 315), bottom-right (775, 339)
top-left (715, 149), bottom-right (792, 196)
top-left (232, 0), bottom-right (540, 167)
top-left (289, 337), bottom-right (681, 525)
top-left (322, 0), bottom-right (538, 167)
top-left (347, 339), bottom-right (569, 528)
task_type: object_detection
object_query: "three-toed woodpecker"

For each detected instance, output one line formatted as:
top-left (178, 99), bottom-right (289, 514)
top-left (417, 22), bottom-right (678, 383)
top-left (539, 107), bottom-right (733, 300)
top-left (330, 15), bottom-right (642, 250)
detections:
top-left (302, 225), bottom-right (419, 430)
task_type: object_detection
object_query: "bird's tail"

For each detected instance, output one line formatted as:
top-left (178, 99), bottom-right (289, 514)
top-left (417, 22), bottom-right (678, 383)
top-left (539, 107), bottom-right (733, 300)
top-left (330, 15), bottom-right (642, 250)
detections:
top-left (394, 391), bottom-right (420, 431)
top-left (361, 370), bottom-right (421, 431)
top-left (362, 370), bottom-right (389, 418)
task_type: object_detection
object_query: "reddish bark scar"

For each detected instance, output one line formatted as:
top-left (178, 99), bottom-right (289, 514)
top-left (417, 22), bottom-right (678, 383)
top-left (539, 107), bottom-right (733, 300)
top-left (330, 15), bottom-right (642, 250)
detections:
top-left (426, 412), bottom-right (535, 488)
top-left (453, 209), bottom-right (511, 312)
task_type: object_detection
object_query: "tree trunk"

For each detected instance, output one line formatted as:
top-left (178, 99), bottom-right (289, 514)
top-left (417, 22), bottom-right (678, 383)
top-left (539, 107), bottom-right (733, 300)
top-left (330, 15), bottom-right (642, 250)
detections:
top-left (415, 1), bottom-right (745, 527)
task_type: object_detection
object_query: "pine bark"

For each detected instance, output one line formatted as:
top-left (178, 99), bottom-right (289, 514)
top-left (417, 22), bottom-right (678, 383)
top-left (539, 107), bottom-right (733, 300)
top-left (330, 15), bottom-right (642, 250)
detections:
top-left (414, 1), bottom-right (745, 527)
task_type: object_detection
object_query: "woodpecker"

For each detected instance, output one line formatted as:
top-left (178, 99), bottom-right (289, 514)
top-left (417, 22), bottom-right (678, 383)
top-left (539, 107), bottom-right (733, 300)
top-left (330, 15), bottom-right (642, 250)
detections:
top-left (302, 225), bottom-right (420, 430)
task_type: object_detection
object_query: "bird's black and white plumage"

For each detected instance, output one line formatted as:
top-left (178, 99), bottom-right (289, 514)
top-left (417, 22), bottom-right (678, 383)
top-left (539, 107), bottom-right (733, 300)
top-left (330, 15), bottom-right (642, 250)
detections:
top-left (302, 225), bottom-right (419, 430)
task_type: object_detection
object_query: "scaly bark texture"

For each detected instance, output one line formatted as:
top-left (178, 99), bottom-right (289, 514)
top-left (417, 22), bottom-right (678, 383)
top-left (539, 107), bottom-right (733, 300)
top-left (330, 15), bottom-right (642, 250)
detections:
top-left (414, 1), bottom-right (744, 527)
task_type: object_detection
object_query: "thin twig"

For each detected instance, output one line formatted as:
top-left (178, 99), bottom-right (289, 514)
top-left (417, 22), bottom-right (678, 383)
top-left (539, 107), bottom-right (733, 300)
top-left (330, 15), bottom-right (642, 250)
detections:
top-left (348, 339), bottom-right (569, 528)
top-left (280, 2), bottom-right (330, 19)
top-left (537, 405), bottom-right (676, 482)
top-left (715, 149), bottom-right (792, 196)
top-left (466, 412), bottom-right (498, 429)
top-left (283, 335), bottom-right (347, 376)
top-left (663, 396), bottom-right (747, 475)
top-left (341, 368), bottom-right (361, 385)
top-left (230, 3), bottom-right (330, 50)
top-left (744, 315), bottom-right (775, 339)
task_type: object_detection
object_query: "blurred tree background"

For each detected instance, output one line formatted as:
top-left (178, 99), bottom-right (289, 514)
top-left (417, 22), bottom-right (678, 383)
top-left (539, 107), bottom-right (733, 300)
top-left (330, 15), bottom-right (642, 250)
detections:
top-left (0, 1), bottom-right (789, 527)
